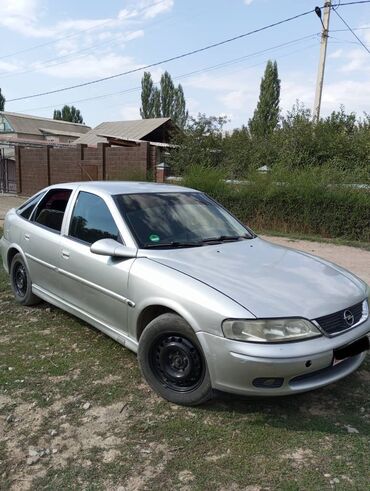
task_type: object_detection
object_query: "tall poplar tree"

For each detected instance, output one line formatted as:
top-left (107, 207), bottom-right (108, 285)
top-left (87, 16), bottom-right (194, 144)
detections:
top-left (173, 84), bottom-right (188, 129)
top-left (152, 87), bottom-right (161, 118)
top-left (0, 88), bottom-right (5, 111)
top-left (249, 60), bottom-right (280, 138)
top-left (53, 105), bottom-right (84, 123)
top-left (140, 72), bottom-right (154, 119)
top-left (160, 71), bottom-right (175, 117)
top-left (139, 71), bottom-right (188, 128)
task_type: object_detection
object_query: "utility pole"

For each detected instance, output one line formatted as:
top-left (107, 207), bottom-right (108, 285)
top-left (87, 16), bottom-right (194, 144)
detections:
top-left (313, 1), bottom-right (332, 122)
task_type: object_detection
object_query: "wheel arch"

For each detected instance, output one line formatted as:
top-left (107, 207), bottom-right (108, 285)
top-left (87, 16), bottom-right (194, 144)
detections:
top-left (7, 246), bottom-right (23, 271)
top-left (136, 305), bottom-right (178, 341)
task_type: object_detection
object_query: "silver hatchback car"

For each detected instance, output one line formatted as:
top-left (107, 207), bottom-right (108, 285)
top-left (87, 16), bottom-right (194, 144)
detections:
top-left (1, 181), bottom-right (369, 405)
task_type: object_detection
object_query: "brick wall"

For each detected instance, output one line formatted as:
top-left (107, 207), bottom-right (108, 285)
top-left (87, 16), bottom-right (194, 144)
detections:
top-left (15, 142), bottom-right (158, 195)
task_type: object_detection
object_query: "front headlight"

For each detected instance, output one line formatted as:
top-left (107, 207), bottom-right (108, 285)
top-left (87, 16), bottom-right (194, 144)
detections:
top-left (222, 318), bottom-right (322, 343)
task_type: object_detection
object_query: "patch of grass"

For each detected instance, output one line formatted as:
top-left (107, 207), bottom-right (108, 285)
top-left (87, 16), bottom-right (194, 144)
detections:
top-left (0, 241), bottom-right (369, 490)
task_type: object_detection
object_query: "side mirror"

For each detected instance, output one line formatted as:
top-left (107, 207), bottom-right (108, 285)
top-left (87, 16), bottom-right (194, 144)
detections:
top-left (90, 239), bottom-right (137, 259)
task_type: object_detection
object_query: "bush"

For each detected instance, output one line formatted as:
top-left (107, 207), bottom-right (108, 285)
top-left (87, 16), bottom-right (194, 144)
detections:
top-left (182, 165), bottom-right (370, 242)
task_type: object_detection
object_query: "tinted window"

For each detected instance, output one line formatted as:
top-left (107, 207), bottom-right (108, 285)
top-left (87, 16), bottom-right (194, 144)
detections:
top-left (114, 192), bottom-right (251, 248)
top-left (69, 192), bottom-right (120, 245)
top-left (33, 189), bottom-right (72, 232)
top-left (17, 192), bottom-right (44, 220)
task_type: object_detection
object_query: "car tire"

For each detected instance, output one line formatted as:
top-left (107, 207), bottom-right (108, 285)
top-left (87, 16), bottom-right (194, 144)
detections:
top-left (10, 253), bottom-right (41, 306)
top-left (138, 313), bottom-right (213, 406)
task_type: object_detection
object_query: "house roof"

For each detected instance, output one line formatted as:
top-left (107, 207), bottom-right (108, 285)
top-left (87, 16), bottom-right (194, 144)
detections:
top-left (0, 111), bottom-right (91, 137)
top-left (96, 133), bottom-right (177, 148)
top-left (74, 118), bottom-right (175, 146)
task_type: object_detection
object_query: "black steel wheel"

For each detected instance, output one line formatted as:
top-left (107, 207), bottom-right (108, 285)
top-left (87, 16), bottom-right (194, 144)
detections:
top-left (10, 253), bottom-right (41, 306)
top-left (12, 262), bottom-right (28, 298)
top-left (150, 334), bottom-right (205, 392)
top-left (138, 313), bottom-right (213, 406)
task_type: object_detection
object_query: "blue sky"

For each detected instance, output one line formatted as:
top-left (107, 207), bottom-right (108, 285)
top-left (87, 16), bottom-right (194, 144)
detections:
top-left (1, 0), bottom-right (370, 129)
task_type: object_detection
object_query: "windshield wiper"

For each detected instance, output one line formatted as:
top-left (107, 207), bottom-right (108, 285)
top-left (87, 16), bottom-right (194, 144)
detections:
top-left (143, 241), bottom-right (203, 249)
top-left (201, 234), bottom-right (250, 244)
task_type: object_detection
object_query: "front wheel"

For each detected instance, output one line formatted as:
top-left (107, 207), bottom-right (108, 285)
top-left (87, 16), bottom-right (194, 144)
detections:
top-left (138, 313), bottom-right (213, 406)
top-left (10, 253), bottom-right (40, 306)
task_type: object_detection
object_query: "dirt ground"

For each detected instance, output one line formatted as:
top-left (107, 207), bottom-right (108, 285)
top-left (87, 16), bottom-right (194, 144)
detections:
top-left (260, 235), bottom-right (370, 286)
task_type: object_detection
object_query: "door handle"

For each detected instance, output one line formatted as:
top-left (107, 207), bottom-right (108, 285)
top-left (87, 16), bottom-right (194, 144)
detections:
top-left (24, 233), bottom-right (30, 241)
top-left (61, 250), bottom-right (70, 259)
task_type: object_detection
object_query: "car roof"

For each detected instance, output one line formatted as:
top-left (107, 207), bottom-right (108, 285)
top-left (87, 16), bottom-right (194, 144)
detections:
top-left (46, 181), bottom-right (197, 195)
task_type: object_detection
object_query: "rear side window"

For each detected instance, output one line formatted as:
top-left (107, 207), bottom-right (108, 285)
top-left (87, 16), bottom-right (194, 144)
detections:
top-left (32, 189), bottom-right (72, 233)
top-left (17, 192), bottom-right (44, 220)
top-left (69, 191), bottom-right (120, 245)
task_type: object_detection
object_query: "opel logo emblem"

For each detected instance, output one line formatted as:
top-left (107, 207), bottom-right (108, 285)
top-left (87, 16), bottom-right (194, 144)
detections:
top-left (343, 309), bottom-right (354, 326)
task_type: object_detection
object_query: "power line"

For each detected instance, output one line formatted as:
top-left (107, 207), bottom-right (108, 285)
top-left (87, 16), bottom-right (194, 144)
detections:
top-left (15, 34), bottom-right (319, 113)
top-left (6, 8), bottom-right (315, 103)
top-left (332, 1), bottom-right (370, 5)
top-left (0, 0), bottom-right (168, 61)
top-left (333, 9), bottom-right (370, 53)
top-left (331, 26), bottom-right (370, 32)
top-left (0, 34), bottom-right (134, 79)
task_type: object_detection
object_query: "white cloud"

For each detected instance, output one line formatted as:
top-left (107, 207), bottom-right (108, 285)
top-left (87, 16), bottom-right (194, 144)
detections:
top-left (39, 54), bottom-right (140, 79)
top-left (142, 0), bottom-right (174, 19)
top-left (0, 60), bottom-right (20, 74)
top-left (120, 104), bottom-right (141, 120)
top-left (329, 49), bottom-right (343, 59)
top-left (0, 0), bottom-right (174, 39)
top-left (244, 0), bottom-right (254, 4)
top-left (339, 48), bottom-right (370, 72)
top-left (0, 0), bottom-right (55, 37)
top-left (322, 79), bottom-right (370, 114)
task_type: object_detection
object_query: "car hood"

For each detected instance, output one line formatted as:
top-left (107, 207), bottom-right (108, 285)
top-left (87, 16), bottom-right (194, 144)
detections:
top-left (144, 238), bottom-right (367, 319)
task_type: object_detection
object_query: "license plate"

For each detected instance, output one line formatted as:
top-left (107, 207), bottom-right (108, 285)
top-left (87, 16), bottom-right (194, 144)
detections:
top-left (333, 336), bottom-right (370, 366)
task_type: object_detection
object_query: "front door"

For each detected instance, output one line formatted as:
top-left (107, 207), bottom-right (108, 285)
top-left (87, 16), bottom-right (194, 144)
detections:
top-left (58, 191), bottom-right (135, 335)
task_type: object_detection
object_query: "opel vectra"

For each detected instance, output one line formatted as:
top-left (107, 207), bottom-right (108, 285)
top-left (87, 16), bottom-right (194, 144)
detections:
top-left (1, 182), bottom-right (369, 405)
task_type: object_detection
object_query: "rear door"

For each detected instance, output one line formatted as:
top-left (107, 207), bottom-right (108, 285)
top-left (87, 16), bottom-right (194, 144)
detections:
top-left (58, 191), bottom-right (135, 334)
top-left (21, 188), bottom-right (73, 296)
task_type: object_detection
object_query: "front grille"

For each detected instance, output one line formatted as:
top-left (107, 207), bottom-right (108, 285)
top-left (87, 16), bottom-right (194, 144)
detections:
top-left (314, 301), bottom-right (364, 335)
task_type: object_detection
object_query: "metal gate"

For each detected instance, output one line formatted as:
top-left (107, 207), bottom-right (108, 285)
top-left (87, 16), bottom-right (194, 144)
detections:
top-left (0, 158), bottom-right (16, 193)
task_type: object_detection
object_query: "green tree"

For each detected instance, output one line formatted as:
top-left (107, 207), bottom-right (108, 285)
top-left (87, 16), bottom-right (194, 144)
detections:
top-left (140, 72), bottom-right (154, 119)
top-left (173, 84), bottom-right (188, 129)
top-left (53, 105), bottom-right (84, 123)
top-left (249, 60), bottom-right (280, 138)
top-left (152, 87), bottom-right (161, 118)
top-left (0, 88), bottom-right (5, 111)
top-left (169, 113), bottom-right (227, 175)
top-left (160, 71), bottom-right (175, 117)
top-left (139, 70), bottom-right (188, 127)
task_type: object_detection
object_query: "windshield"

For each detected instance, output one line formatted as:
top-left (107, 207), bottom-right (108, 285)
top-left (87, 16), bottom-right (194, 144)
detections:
top-left (114, 192), bottom-right (254, 249)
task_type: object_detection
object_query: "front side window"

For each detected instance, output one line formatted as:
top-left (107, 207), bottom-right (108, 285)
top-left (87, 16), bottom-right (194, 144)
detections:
top-left (69, 191), bottom-right (120, 245)
top-left (114, 192), bottom-right (253, 248)
top-left (32, 189), bottom-right (72, 232)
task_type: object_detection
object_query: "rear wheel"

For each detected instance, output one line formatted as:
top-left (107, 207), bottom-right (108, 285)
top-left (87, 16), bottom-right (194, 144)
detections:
top-left (138, 313), bottom-right (213, 406)
top-left (10, 253), bottom-right (40, 306)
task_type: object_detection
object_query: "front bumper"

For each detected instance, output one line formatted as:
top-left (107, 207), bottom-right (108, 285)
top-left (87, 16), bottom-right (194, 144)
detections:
top-left (197, 317), bottom-right (370, 396)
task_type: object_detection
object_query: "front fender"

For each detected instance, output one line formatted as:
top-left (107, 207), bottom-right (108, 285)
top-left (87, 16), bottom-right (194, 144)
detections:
top-left (128, 257), bottom-right (253, 340)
